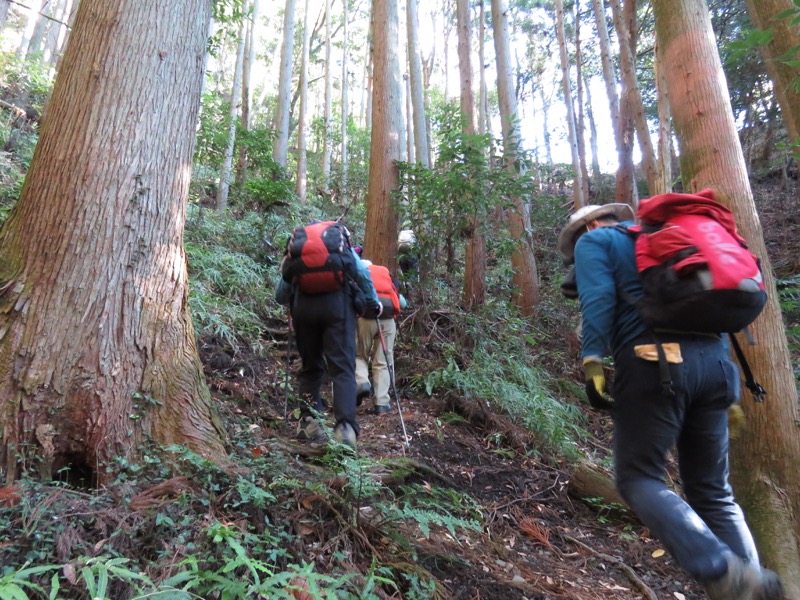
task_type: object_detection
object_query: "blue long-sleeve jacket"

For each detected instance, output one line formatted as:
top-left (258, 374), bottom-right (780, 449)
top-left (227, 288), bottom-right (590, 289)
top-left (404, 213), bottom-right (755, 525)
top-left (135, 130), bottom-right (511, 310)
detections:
top-left (574, 222), bottom-right (648, 360)
top-left (275, 248), bottom-right (379, 307)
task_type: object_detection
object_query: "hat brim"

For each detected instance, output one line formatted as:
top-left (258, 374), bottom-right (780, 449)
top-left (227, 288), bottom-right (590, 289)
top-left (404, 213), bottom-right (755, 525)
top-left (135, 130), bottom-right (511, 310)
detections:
top-left (558, 203), bottom-right (635, 258)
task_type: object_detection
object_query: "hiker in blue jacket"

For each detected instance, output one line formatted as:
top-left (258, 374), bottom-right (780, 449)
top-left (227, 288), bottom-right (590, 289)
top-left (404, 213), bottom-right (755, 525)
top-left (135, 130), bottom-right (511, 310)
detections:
top-left (276, 230), bottom-right (381, 450)
top-left (558, 204), bottom-right (783, 600)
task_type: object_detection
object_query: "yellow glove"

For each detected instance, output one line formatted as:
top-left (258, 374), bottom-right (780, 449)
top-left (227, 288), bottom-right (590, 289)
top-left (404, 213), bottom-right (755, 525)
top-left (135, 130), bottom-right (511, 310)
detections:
top-left (583, 358), bottom-right (614, 409)
top-left (728, 403), bottom-right (745, 440)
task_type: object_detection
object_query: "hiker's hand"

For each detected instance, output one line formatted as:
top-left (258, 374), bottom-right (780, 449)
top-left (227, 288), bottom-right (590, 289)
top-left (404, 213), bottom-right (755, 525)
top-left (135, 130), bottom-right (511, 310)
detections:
top-left (583, 358), bottom-right (614, 410)
top-left (728, 403), bottom-right (745, 439)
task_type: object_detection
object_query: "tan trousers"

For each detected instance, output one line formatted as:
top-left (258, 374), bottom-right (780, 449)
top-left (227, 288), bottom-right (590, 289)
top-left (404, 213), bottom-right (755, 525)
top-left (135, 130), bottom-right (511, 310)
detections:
top-left (355, 317), bottom-right (396, 407)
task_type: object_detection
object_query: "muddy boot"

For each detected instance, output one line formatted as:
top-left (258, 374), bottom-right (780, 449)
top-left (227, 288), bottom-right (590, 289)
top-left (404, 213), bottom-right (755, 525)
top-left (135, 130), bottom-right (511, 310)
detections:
top-left (704, 555), bottom-right (762, 600)
top-left (297, 416), bottom-right (327, 445)
top-left (333, 422), bottom-right (357, 451)
top-left (356, 382), bottom-right (371, 407)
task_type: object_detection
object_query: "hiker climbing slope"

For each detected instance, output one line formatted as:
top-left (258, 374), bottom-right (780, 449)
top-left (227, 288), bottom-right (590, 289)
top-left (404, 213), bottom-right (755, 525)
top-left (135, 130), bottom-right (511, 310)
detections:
top-left (558, 199), bottom-right (783, 600)
top-left (355, 258), bottom-right (407, 414)
top-left (276, 221), bottom-right (381, 450)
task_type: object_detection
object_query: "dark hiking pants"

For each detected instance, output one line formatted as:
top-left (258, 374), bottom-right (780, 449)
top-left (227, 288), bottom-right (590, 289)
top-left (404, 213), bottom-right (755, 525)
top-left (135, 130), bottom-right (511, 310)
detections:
top-left (292, 289), bottom-right (359, 434)
top-left (611, 333), bottom-right (758, 582)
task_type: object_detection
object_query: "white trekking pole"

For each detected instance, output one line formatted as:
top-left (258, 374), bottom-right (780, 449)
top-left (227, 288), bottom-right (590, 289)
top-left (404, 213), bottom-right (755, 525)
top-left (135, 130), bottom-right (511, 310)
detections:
top-left (375, 318), bottom-right (410, 448)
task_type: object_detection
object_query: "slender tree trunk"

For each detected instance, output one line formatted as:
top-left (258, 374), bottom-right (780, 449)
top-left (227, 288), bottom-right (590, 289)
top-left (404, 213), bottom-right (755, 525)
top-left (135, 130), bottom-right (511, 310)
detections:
top-left (407, 0), bottom-right (430, 167)
top-left (235, 0), bottom-right (259, 187)
top-left (17, 1), bottom-right (45, 59)
top-left (405, 74), bottom-right (415, 164)
top-left (555, 0), bottom-right (585, 208)
top-left (574, 1), bottom-right (591, 200)
top-left (0, 0), bottom-right (227, 485)
top-left (585, 82), bottom-right (602, 180)
top-left (654, 0), bottom-right (800, 591)
top-left (295, 0), bottom-right (312, 203)
top-left (654, 31), bottom-right (672, 194)
top-left (216, 16), bottom-right (246, 212)
top-left (591, 0), bottom-right (620, 145)
top-left (273, 0), bottom-right (297, 167)
top-left (321, 0), bottom-right (333, 187)
top-left (491, 0), bottom-right (540, 315)
top-left (26, 0), bottom-right (52, 58)
top-left (43, 0), bottom-right (69, 67)
top-left (539, 79), bottom-right (554, 167)
top-left (478, 0), bottom-right (488, 137)
top-left (457, 0), bottom-right (486, 310)
top-left (0, 1), bottom-right (10, 32)
top-left (611, 0), bottom-right (658, 194)
top-left (340, 0), bottom-right (349, 205)
top-left (744, 0), bottom-right (800, 164)
top-left (365, 0), bottom-right (403, 270)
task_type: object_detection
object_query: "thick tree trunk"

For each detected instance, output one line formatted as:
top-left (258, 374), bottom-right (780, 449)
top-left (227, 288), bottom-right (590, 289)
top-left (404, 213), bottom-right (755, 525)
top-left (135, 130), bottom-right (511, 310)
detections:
top-left (654, 0), bottom-right (800, 591)
top-left (407, 0), bottom-right (430, 168)
top-left (295, 0), bottom-right (312, 203)
top-left (364, 0), bottom-right (403, 271)
top-left (555, 0), bottom-right (585, 209)
top-left (0, 0), bottom-right (227, 486)
top-left (653, 33), bottom-right (672, 194)
top-left (272, 0), bottom-right (297, 167)
top-left (216, 15), bottom-right (246, 212)
top-left (744, 0), bottom-right (800, 162)
top-left (491, 0), bottom-right (540, 315)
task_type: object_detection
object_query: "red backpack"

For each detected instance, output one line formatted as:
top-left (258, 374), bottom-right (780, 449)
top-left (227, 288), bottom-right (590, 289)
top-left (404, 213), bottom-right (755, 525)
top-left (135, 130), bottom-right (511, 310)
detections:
top-left (281, 221), bottom-right (354, 294)
top-left (623, 189), bottom-right (767, 334)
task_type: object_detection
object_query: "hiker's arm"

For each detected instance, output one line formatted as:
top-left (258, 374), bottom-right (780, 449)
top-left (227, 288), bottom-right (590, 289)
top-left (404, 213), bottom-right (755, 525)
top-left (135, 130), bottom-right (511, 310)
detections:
top-left (349, 249), bottom-right (380, 305)
top-left (575, 234), bottom-right (616, 360)
top-left (275, 276), bottom-right (291, 306)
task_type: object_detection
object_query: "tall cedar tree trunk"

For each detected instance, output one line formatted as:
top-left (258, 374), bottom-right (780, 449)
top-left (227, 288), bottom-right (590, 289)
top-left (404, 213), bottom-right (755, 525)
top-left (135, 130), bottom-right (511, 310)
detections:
top-left (295, 0), bottom-right (312, 203)
top-left (42, 0), bottom-right (69, 67)
top-left (555, 0), bottom-right (585, 209)
top-left (26, 1), bottom-right (51, 59)
top-left (407, 0), bottom-right (430, 167)
top-left (16, 1), bottom-right (44, 59)
top-left (653, 0), bottom-right (800, 591)
top-left (216, 15), bottom-right (246, 212)
top-left (321, 0), bottom-right (333, 187)
top-left (236, 0), bottom-right (260, 187)
top-left (491, 0), bottom-right (540, 315)
top-left (0, 0), bottom-right (227, 485)
top-left (364, 0), bottom-right (403, 271)
top-left (611, 0), bottom-right (658, 195)
top-left (456, 0), bottom-right (486, 310)
top-left (745, 0), bottom-right (800, 162)
top-left (340, 0), bottom-right (349, 204)
top-left (405, 74), bottom-right (415, 163)
top-left (273, 0), bottom-right (297, 167)
top-left (478, 0), bottom-right (489, 137)
top-left (585, 84), bottom-right (602, 180)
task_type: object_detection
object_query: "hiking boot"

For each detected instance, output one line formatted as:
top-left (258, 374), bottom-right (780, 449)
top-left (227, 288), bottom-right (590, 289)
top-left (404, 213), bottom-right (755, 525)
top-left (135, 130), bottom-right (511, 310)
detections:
top-left (755, 568), bottom-right (784, 600)
top-left (356, 382), bottom-right (372, 406)
top-left (333, 422), bottom-right (357, 450)
top-left (704, 555), bottom-right (762, 600)
top-left (374, 404), bottom-right (392, 415)
top-left (296, 416), bottom-right (326, 445)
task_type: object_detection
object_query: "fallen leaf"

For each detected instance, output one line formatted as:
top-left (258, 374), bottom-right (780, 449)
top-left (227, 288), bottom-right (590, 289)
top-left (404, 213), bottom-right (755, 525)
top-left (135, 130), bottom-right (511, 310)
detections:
top-left (674, 593), bottom-right (686, 599)
top-left (652, 548), bottom-right (666, 558)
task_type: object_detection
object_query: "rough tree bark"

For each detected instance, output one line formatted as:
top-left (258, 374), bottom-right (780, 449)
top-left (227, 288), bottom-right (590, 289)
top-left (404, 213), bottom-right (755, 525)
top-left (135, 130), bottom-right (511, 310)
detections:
top-left (491, 0), bottom-right (540, 315)
top-left (321, 0), bottom-right (333, 186)
top-left (0, 0), bottom-right (227, 485)
top-left (654, 0), bottom-right (800, 591)
top-left (364, 0), bottom-right (403, 271)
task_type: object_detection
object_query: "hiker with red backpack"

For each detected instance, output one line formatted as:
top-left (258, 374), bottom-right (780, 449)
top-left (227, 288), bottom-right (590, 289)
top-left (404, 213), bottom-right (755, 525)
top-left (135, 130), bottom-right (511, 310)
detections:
top-left (276, 221), bottom-right (381, 450)
top-left (354, 258), bottom-right (407, 415)
top-left (558, 192), bottom-right (783, 600)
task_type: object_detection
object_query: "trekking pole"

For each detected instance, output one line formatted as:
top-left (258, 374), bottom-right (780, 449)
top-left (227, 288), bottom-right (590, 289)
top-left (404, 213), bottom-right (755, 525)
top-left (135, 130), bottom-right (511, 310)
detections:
top-left (375, 318), bottom-right (410, 448)
top-left (283, 312), bottom-right (293, 420)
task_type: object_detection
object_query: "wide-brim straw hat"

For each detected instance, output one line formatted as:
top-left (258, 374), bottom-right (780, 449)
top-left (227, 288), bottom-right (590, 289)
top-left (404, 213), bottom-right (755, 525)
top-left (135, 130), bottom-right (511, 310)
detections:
top-left (558, 203), bottom-right (636, 259)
